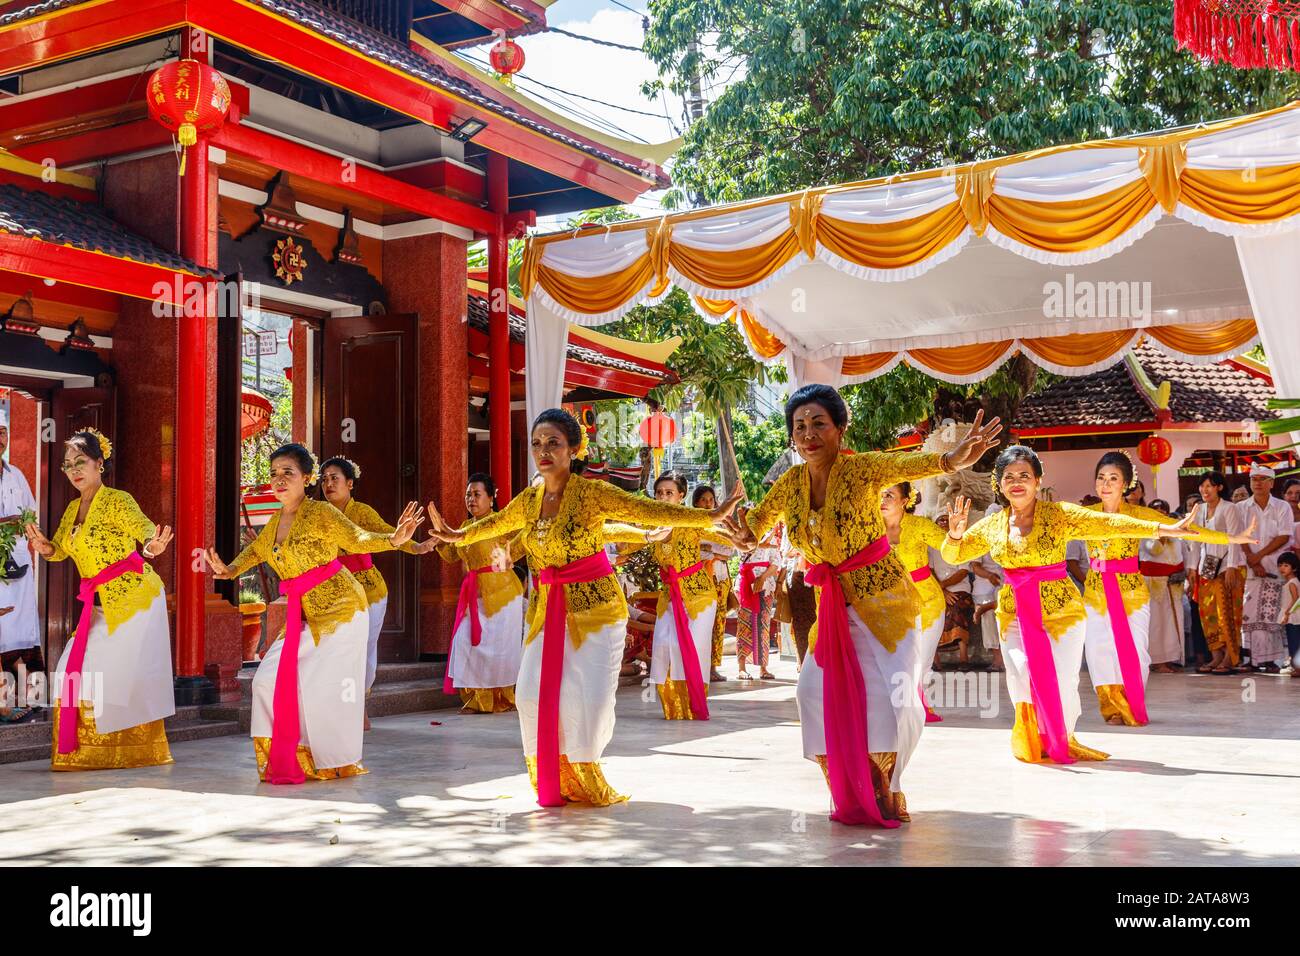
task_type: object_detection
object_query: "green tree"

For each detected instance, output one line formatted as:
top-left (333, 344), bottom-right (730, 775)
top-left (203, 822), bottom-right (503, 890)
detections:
top-left (731, 410), bottom-right (789, 497)
top-left (643, 0), bottom-right (1299, 439)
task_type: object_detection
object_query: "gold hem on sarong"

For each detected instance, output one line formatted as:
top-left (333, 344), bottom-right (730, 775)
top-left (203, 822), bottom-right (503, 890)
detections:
top-left (1096, 684), bottom-right (1140, 726)
top-left (459, 686), bottom-right (517, 713)
top-left (525, 755), bottom-right (628, 806)
top-left (1010, 702), bottom-right (1109, 763)
top-left (814, 752), bottom-right (910, 822)
top-left (50, 703), bottom-right (172, 771)
top-left (253, 737), bottom-right (368, 781)
top-left (656, 672), bottom-right (706, 720)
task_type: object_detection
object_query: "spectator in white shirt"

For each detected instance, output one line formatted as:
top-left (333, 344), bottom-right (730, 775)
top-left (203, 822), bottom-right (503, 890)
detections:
top-left (1236, 463), bottom-right (1293, 672)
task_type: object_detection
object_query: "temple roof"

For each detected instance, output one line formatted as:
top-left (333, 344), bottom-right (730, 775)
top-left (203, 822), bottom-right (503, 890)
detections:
top-left (1017, 344), bottom-right (1276, 431)
top-left (0, 184), bottom-right (219, 277)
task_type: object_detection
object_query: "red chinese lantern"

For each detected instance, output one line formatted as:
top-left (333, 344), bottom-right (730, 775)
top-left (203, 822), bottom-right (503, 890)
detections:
top-left (489, 36), bottom-right (526, 80)
top-left (638, 410), bottom-right (677, 478)
top-left (578, 404), bottom-right (597, 438)
top-left (147, 59), bottom-right (232, 176)
top-left (1137, 435), bottom-right (1174, 476)
top-left (1174, 1), bottom-right (1300, 71)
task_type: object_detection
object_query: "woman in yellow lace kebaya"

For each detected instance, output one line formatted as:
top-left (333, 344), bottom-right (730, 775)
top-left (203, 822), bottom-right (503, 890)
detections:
top-left (423, 408), bottom-right (743, 807)
top-left (621, 472), bottom-right (740, 720)
top-left (881, 482), bottom-right (948, 723)
top-left (943, 446), bottom-right (1203, 766)
top-left (207, 444), bottom-right (424, 784)
top-left (436, 473), bottom-right (526, 714)
top-left (692, 484), bottom-right (734, 683)
top-left (1083, 453), bottom-right (1254, 727)
top-left (1186, 470), bottom-right (1248, 675)
top-left (25, 430), bottom-right (176, 771)
top-left (724, 385), bottom-right (1003, 827)
top-left (320, 456), bottom-right (432, 726)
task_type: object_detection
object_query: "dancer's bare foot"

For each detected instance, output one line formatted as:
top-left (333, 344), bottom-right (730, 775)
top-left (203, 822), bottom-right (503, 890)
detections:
top-left (363, 712), bottom-right (372, 731)
top-left (1106, 714), bottom-right (1125, 725)
top-left (1151, 663), bottom-right (1176, 674)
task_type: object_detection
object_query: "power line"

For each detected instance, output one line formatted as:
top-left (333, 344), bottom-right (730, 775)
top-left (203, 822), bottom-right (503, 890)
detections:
top-left (547, 26), bottom-right (643, 52)
top-left (605, 0), bottom-right (648, 16)
top-left (458, 52), bottom-right (671, 140)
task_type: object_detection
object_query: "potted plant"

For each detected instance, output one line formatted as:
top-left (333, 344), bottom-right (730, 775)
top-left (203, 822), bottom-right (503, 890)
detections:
top-left (237, 585), bottom-right (266, 662)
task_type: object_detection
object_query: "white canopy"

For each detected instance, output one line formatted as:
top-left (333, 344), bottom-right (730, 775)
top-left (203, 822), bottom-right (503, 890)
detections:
top-left (522, 101), bottom-right (1300, 430)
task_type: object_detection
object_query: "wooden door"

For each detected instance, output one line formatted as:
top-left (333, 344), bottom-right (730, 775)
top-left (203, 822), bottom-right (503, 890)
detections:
top-left (45, 386), bottom-right (115, 668)
top-left (321, 314), bottom-right (418, 664)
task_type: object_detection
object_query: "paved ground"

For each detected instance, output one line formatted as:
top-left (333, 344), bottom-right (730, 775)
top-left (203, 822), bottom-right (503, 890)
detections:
top-left (4, 660), bottom-right (1298, 866)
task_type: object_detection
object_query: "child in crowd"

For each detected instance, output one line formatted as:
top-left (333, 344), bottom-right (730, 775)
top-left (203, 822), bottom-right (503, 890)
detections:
top-left (1278, 552), bottom-right (1300, 676)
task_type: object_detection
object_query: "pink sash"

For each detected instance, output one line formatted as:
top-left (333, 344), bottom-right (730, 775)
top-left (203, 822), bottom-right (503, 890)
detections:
top-left (804, 535), bottom-right (899, 828)
top-left (57, 551), bottom-right (146, 754)
top-left (444, 563), bottom-right (493, 694)
top-left (737, 561), bottom-right (770, 612)
top-left (1003, 562), bottom-right (1074, 764)
top-left (266, 558), bottom-right (344, 785)
top-left (338, 553), bottom-right (373, 574)
top-left (532, 551), bottom-right (615, 807)
top-left (1089, 555), bottom-right (1149, 725)
top-left (659, 559), bottom-right (710, 719)
top-left (908, 565), bottom-right (942, 722)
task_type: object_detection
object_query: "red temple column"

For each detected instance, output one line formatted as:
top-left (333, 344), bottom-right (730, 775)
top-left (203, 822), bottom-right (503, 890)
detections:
top-left (175, 121), bottom-right (215, 702)
top-left (487, 152), bottom-right (512, 504)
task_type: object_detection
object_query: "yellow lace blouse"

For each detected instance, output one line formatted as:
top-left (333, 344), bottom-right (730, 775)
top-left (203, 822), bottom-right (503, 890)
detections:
top-left (894, 513), bottom-right (948, 631)
top-left (229, 497), bottom-right (394, 644)
top-left (340, 498), bottom-right (422, 605)
top-left (455, 475), bottom-right (715, 646)
top-left (436, 523), bottom-right (525, 620)
top-left (48, 486), bottom-right (165, 633)
top-left (747, 450), bottom-right (947, 653)
top-left (940, 501), bottom-right (1162, 639)
top-left (1081, 502), bottom-right (1228, 617)
top-left (624, 527), bottom-right (734, 620)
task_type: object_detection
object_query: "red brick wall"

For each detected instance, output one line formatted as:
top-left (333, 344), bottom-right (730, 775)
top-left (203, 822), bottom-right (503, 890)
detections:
top-left (384, 231), bottom-right (468, 655)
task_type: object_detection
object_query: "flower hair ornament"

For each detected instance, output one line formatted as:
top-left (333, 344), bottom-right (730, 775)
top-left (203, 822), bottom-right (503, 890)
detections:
top-left (341, 457), bottom-right (362, 481)
top-left (906, 486), bottom-right (920, 509)
top-left (304, 449), bottom-right (320, 486)
top-left (576, 430), bottom-right (590, 461)
top-left (1120, 450), bottom-right (1139, 491)
top-left (78, 427), bottom-right (113, 461)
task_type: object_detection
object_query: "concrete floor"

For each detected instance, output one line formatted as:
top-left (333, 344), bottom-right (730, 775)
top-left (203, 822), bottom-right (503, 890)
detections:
top-left (3, 660), bottom-right (1298, 866)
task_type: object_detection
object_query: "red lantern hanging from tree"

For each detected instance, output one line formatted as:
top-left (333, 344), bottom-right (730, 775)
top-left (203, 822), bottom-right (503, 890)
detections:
top-left (1137, 435), bottom-right (1174, 477)
top-left (489, 35), bottom-right (526, 83)
top-left (639, 408), bottom-right (677, 478)
top-left (1175, 1), bottom-right (1300, 71)
top-left (146, 59), bottom-right (232, 176)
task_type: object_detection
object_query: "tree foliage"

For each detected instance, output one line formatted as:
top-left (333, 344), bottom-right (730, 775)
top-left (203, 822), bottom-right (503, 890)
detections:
top-left (641, 0), bottom-right (1294, 441)
top-left (645, 0), bottom-right (1299, 206)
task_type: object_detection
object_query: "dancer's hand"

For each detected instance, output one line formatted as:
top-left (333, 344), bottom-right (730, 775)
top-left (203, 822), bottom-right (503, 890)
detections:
top-left (645, 527), bottom-right (671, 543)
top-left (490, 543), bottom-right (512, 573)
top-left (388, 501), bottom-right (425, 547)
top-left (1158, 512), bottom-right (1205, 539)
top-left (206, 548), bottom-right (236, 580)
top-left (143, 524), bottom-right (173, 558)
top-left (720, 506), bottom-right (758, 552)
top-left (947, 496), bottom-right (972, 538)
top-left (423, 499), bottom-right (465, 544)
top-left (711, 482), bottom-right (746, 522)
top-left (1229, 515), bottom-right (1259, 548)
top-left (941, 410), bottom-right (1003, 471)
top-left (24, 523), bottom-right (54, 557)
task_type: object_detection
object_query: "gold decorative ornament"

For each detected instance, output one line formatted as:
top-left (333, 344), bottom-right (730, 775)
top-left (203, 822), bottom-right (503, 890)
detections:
top-left (272, 237), bottom-right (307, 286)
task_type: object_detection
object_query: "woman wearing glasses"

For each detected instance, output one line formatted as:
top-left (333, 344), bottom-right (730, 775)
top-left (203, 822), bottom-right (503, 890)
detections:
top-left (25, 429), bottom-right (177, 771)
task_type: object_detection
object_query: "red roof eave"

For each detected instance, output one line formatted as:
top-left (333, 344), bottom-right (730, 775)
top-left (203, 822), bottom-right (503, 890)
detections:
top-left (0, 231), bottom-right (212, 305)
top-left (0, 0), bottom-right (657, 203)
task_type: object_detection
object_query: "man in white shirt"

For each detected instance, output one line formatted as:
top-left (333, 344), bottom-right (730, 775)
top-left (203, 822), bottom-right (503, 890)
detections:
top-left (1237, 463), bottom-right (1294, 670)
top-left (0, 408), bottom-right (42, 716)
